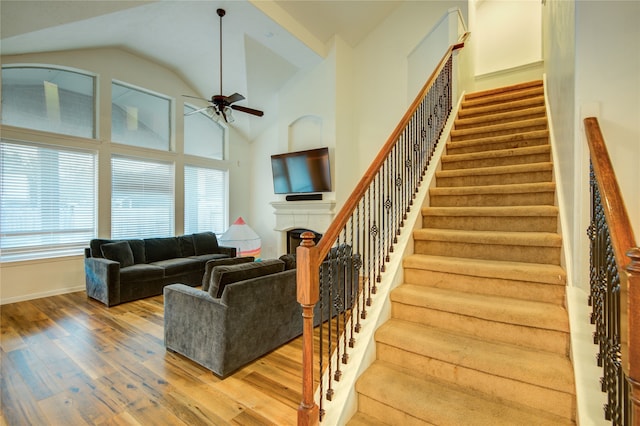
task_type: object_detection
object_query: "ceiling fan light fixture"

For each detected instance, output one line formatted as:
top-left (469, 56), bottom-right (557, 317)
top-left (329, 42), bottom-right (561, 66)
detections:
top-left (182, 8), bottom-right (263, 124)
top-left (224, 106), bottom-right (235, 123)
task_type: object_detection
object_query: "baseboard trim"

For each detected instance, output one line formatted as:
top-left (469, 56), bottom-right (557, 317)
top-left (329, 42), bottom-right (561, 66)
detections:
top-left (475, 60), bottom-right (544, 82)
top-left (1, 285), bottom-right (85, 305)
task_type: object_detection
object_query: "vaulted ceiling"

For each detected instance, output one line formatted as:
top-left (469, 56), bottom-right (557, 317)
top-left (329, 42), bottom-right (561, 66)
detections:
top-left (1, 0), bottom-right (403, 138)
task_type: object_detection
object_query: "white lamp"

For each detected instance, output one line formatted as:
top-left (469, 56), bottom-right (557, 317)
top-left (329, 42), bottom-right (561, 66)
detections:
top-left (219, 217), bottom-right (261, 260)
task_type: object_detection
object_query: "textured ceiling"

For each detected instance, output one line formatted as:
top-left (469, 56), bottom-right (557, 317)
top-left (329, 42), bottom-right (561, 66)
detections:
top-left (0, 0), bottom-right (403, 139)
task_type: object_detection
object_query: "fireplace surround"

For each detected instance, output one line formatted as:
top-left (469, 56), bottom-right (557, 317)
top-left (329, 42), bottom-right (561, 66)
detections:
top-left (287, 228), bottom-right (322, 254)
top-left (270, 200), bottom-right (335, 255)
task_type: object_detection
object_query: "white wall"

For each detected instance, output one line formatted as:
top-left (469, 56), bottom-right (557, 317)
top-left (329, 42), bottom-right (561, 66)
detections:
top-left (574, 0), bottom-right (640, 249)
top-left (543, 0), bottom-right (577, 281)
top-left (544, 0), bottom-right (640, 292)
top-left (473, 0), bottom-right (542, 76)
top-left (0, 47), bottom-right (252, 304)
top-left (249, 3), bottom-right (470, 260)
top-left (543, 4), bottom-right (639, 423)
top-left (352, 1), bottom-right (467, 175)
top-left (248, 40), bottom-right (340, 260)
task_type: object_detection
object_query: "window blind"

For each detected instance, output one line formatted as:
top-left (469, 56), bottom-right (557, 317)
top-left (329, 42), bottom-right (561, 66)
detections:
top-left (184, 165), bottom-right (227, 234)
top-left (0, 140), bottom-right (97, 259)
top-left (111, 155), bottom-right (174, 239)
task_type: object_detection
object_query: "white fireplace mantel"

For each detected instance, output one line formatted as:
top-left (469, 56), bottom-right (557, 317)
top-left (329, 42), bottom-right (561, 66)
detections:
top-left (271, 200), bottom-right (336, 255)
top-left (270, 200), bottom-right (336, 233)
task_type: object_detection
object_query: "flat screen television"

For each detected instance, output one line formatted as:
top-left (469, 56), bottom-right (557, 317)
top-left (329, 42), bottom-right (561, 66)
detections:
top-left (271, 147), bottom-right (332, 194)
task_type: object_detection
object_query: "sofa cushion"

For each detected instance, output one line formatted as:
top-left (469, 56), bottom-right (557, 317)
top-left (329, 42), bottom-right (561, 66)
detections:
top-left (126, 239), bottom-right (146, 264)
top-left (101, 241), bottom-right (135, 268)
top-left (145, 237), bottom-right (181, 263)
top-left (120, 264), bottom-right (165, 283)
top-left (209, 259), bottom-right (285, 298)
top-left (150, 258), bottom-right (202, 277)
top-left (279, 254), bottom-right (297, 270)
top-left (178, 235), bottom-right (196, 257)
top-left (90, 238), bottom-right (112, 258)
top-left (189, 253), bottom-right (230, 266)
top-left (193, 232), bottom-right (219, 255)
top-left (202, 256), bottom-right (255, 291)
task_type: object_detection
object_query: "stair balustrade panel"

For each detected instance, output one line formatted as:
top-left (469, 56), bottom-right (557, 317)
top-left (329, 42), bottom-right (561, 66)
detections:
top-left (585, 117), bottom-right (639, 426)
top-left (296, 41), bottom-right (463, 424)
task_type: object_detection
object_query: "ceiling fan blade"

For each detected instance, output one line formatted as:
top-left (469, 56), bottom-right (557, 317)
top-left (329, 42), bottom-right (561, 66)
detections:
top-left (231, 105), bottom-right (264, 117)
top-left (182, 94), bottom-right (210, 102)
top-left (184, 106), bottom-right (209, 116)
top-left (225, 93), bottom-right (245, 104)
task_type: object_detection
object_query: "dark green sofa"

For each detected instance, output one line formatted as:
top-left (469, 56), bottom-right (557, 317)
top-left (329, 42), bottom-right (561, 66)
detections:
top-left (163, 251), bottom-right (359, 378)
top-left (84, 232), bottom-right (237, 306)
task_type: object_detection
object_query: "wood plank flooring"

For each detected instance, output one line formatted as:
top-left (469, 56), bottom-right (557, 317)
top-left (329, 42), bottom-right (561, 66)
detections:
top-left (1, 290), bottom-right (316, 425)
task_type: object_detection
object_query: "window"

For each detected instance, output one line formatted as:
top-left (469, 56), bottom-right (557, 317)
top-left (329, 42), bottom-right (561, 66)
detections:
top-left (0, 140), bottom-right (97, 259)
top-left (184, 165), bottom-right (227, 234)
top-left (184, 104), bottom-right (224, 159)
top-left (1, 66), bottom-right (95, 138)
top-left (111, 156), bottom-right (174, 239)
top-left (111, 82), bottom-right (171, 150)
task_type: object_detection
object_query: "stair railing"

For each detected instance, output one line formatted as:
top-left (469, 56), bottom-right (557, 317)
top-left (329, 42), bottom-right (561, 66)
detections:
top-left (585, 117), bottom-right (639, 426)
top-left (296, 32), bottom-right (470, 425)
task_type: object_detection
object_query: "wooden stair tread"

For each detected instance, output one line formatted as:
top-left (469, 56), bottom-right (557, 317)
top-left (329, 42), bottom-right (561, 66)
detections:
top-left (464, 80), bottom-right (543, 100)
top-left (442, 144), bottom-right (550, 163)
top-left (413, 228), bottom-right (562, 247)
top-left (355, 361), bottom-right (573, 426)
top-left (461, 87), bottom-right (545, 109)
top-left (430, 181), bottom-right (556, 196)
top-left (403, 254), bottom-right (566, 286)
top-left (377, 318), bottom-right (573, 390)
top-left (422, 205), bottom-right (559, 217)
top-left (457, 95), bottom-right (545, 118)
top-left (390, 285), bottom-right (569, 333)
top-left (447, 129), bottom-right (549, 149)
top-left (454, 105), bottom-right (546, 128)
top-left (451, 117), bottom-right (547, 138)
top-left (436, 161), bottom-right (553, 178)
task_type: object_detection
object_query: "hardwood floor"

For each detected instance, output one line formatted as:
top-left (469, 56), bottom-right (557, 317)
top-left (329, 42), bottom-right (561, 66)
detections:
top-left (1, 290), bottom-right (313, 425)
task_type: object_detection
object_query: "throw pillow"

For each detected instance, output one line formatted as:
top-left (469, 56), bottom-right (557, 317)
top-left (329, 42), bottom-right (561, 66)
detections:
top-left (209, 259), bottom-right (285, 298)
top-left (202, 256), bottom-right (255, 291)
top-left (101, 241), bottom-right (135, 268)
top-left (193, 232), bottom-right (220, 255)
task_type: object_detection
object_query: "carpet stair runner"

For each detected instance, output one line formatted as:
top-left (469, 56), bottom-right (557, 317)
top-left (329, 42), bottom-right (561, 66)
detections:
top-left (348, 80), bottom-right (576, 425)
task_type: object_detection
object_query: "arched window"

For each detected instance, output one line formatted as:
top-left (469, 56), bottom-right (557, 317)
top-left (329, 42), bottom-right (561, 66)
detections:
top-left (1, 65), bottom-right (96, 138)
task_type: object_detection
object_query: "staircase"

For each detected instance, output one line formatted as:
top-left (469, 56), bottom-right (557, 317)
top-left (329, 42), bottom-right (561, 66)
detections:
top-left (348, 81), bottom-right (576, 425)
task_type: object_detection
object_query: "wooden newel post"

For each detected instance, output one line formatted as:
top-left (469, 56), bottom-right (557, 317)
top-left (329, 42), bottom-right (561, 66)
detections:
top-left (625, 247), bottom-right (640, 426)
top-left (297, 231), bottom-right (320, 426)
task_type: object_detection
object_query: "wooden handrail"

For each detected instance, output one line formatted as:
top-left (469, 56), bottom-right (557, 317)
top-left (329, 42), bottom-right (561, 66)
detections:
top-left (584, 117), bottom-right (636, 268)
top-left (584, 116), bottom-right (639, 424)
top-left (316, 31), bottom-right (470, 261)
top-left (296, 31), bottom-right (470, 425)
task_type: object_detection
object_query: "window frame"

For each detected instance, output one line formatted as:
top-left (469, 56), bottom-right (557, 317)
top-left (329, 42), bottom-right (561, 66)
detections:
top-left (1, 64), bottom-right (98, 139)
top-left (184, 164), bottom-right (229, 235)
top-left (110, 154), bottom-right (176, 240)
top-left (111, 79), bottom-right (174, 152)
top-left (0, 138), bottom-right (98, 261)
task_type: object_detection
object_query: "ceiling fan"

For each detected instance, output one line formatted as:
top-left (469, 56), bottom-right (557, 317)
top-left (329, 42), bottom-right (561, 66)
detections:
top-left (184, 8), bottom-right (264, 123)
